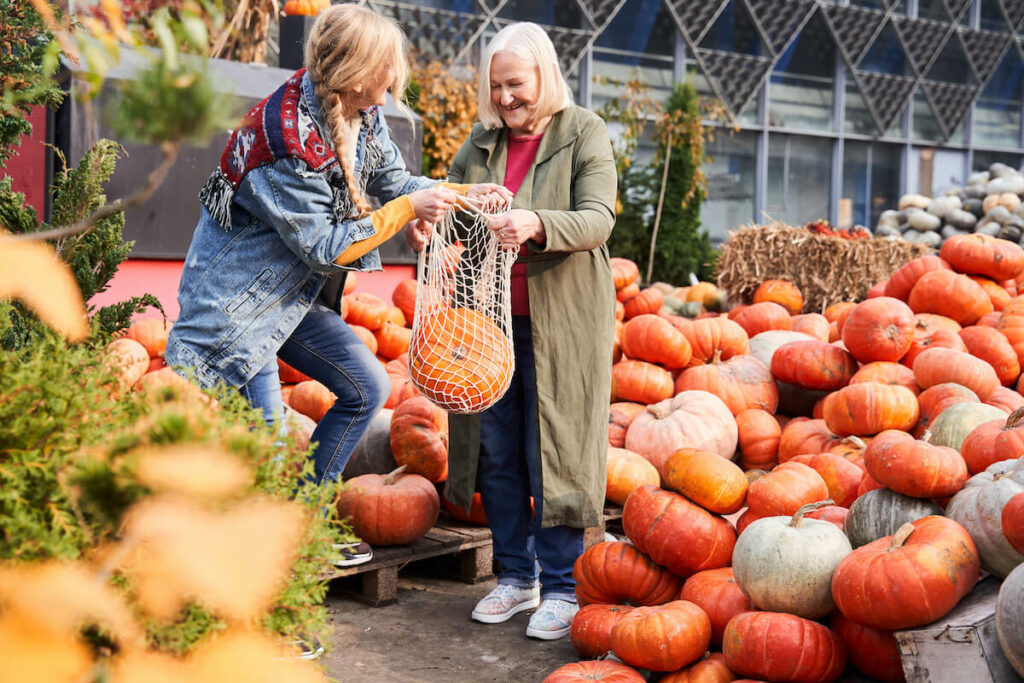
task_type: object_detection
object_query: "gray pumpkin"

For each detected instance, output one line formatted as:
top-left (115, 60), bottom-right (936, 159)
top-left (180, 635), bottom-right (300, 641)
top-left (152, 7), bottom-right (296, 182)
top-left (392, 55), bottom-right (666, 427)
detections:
top-left (845, 488), bottom-right (944, 548)
top-left (917, 230), bottom-right (942, 248)
top-left (997, 563), bottom-right (1024, 677)
top-left (927, 402), bottom-right (1007, 452)
top-left (876, 223), bottom-right (901, 238)
top-left (946, 458), bottom-right (1024, 578)
top-left (963, 197), bottom-right (985, 215)
top-left (946, 209), bottom-right (977, 230)
top-left (976, 221), bottom-right (1003, 237)
top-left (999, 224), bottom-right (1023, 243)
top-left (343, 408), bottom-right (396, 478)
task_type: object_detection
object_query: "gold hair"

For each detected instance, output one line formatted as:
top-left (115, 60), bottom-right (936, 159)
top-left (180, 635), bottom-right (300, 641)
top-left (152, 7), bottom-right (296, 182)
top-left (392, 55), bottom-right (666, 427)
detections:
top-left (305, 4), bottom-right (412, 217)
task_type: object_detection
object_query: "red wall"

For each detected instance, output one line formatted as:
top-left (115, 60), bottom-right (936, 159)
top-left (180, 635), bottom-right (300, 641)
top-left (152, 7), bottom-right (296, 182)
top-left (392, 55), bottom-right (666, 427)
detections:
top-left (2, 106), bottom-right (49, 218)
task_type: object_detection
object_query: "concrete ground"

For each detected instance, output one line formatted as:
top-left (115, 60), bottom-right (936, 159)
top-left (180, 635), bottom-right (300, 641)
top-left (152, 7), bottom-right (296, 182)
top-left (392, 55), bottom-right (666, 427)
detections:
top-left (322, 554), bottom-right (576, 683)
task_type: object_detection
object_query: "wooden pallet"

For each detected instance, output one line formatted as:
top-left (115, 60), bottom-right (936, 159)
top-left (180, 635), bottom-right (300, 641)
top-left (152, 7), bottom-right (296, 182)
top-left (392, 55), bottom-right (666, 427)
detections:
top-left (331, 505), bottom-right (626, 607)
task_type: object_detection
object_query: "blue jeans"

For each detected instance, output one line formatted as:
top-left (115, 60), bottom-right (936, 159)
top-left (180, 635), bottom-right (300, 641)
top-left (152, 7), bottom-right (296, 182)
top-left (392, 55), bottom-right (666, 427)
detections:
top-left (241, 302), bottom-right (389, 486)
top-left (477, 316), bottom-right (583, 602)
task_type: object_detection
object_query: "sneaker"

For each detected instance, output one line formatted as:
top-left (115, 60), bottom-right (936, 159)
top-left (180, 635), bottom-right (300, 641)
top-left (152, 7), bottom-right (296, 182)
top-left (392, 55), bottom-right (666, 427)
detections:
top-left (525, 598), bottom-right (579, 640)
top-left (471, 583), bottom-right (540, 624)
top-left (332, 541), bottom-right (373, 567)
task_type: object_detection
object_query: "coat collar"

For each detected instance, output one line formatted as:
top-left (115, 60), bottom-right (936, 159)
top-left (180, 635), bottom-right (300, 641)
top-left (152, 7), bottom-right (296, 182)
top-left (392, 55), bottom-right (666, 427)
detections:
top-left (471, 106), bottom-right (581, 167)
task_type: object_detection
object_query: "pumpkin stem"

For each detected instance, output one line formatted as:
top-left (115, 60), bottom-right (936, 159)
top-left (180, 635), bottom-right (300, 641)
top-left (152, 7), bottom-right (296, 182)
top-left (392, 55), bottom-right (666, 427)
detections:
top-left (647, 402), bottom-right (673, 419)
top-left (888, 522), bottom-right (915, 550)
top-left (383, 464), bottom-right (408, 485)
top-left (789, 499), bottom-right (835, 527)
top-left (711, 349), bottom-right (723, 364)
top-left (921, 430), bottom-right (933, 444)
top-left (1006, 406), bottom-right (1024, 429)
top-left (843, 435), bottom-right (866, 451)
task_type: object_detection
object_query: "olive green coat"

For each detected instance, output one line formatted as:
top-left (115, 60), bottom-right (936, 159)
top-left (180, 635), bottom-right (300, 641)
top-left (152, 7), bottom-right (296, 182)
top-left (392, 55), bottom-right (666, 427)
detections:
top-left (443, 105), bottom-right (617, 529)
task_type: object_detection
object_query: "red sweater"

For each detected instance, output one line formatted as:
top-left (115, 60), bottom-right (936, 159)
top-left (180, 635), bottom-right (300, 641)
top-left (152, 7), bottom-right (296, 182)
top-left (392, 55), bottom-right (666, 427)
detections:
top-left (504, 133), bottom-right (543, 316)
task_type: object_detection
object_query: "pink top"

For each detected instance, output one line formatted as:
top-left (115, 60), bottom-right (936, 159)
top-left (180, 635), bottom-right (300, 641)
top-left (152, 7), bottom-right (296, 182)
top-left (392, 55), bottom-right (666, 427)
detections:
top-left (504, 133), bottom-right (544, 316)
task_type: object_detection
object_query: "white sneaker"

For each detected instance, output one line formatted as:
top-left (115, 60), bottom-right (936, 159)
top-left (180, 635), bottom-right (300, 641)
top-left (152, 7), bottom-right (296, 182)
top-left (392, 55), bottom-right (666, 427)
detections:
top-left (471, 583), bottom-right (540, 624)
top-left (525, 598), bottom-right (579, 640)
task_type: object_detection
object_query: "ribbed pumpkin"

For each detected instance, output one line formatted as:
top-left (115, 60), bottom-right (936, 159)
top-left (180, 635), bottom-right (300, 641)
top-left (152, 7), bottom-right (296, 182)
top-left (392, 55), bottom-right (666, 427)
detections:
top-left (970, 275), bottom-right (1013, 311)
top-left (850, 361), bottom-right (920, 395)
top-left (732, 501), bottom-right (852, 619)
top-left (611, 257), bottom-right (640, 290)
top-left (622, 485), bottom-right (736, 577)
top-left (289, 380), bottom-right (334, 422)
top-left (374, 321), bottom-right (411, 360)
top-left (610, 600), bottom-right (712, 672)
top-left (997, 564), bottom-right (1024, 678)
top-left (679, 568), bottom-right (754, 646)
top-left (124, 318), bottom-right (172, 358)
top-left (916, 382), bottom-right (979, 432)
top-left (389, 396), bottom-right (449, 483)
top-left (104, 338), bottom-right (150, 393)
top-left (661, 448), bottom-right (748, 514)
top-left (823, 301), bottom-right (857, 331)
top-left (676, 316), bottom-right (749, 367)
top-left (543, 660), bottom-right (644, 683)
top-left (278, 358), bottom-right (313, 384)
top-left (842, 297), bottom-right (916, 363)
top-left (790, 453), bottom-right (864, 508)
top-left (732, 302), bottom-right (793, 338)
top-left (985, 385), bottom-right (1024, 413)
top-left (845, 487), bottom-right (944, 548)
top-left (608, 402), bottom-right (645, 447)
top-left (660, 653), bottom-right (736, 683)
top-left (907, 269), bottom-right (994, 326)
top-left (770, 339), bottom-right (857, 391)
top-left (884, 254), bottom-right (951, 301)
top-left (862, 431), bottom-right (968, 498)
top-left (777, 418), bottom-right (844, 462)
top-left (747, 329), bottom-right (824, 415)
top-left (959, 326), bottom-right (1020, 386)
top-left (623, 287), bottom-right (664, 320)
top-left (753, 279), bottom-right (803, 315)
top-left (606, 447), bottom-right (660, 506)
top-left (915, 312), bottom-right (963, 332)
top-left (440, 491), bottom-right (487, 525)
top-left (570, 604), bottom-right (634, 659)
top-left (960, 406), bottom-right (1024, 474)
top-left (745, 461), bottom-right (829, 518)
top-left (791, 313), bottom-right (830, 341)
top-left (573, 541), bottom-right (682, 606)
top-left (830, 613), bottom-right (905, 683)
top-left (675, 353), bottom-right (778, 415)
top-left (345, 292), bottom-right (390, 330)
top-left (625, 391), bottom-right (738, 472)
top-left (913, 346), bottom-right (1000, 400)
top-left (940, 233), bottom-right (1024, 282)
top-left (336, 465), bottom-right (440, 546)
top-left (1003, 492), bottom-right (1024, 554)
top-left (735, 408), bottom-right (781, 470)
top-left (723, 612), bottom-right (847, 683)
top-left (927, 401), bottom-right (1007, 452)
top-left (822, 382), bottom-right (919, 437)
top-left (620, 314), bottom-right (693, 368)
top-left (946, 458), bottom-right (1024, 577)
top-left (831, 516), bottom-right (980, 629)
top-left (901, 327), bottom-right (968, 368)
top-left (391, 278), bottom-right (417, 323)
top-left (611, 360), bottom-right (674, 405)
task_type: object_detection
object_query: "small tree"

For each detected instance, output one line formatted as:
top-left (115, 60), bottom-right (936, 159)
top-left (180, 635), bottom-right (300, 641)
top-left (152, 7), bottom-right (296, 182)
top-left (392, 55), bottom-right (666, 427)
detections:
top-left (409, 58), bottom-right (478, 178)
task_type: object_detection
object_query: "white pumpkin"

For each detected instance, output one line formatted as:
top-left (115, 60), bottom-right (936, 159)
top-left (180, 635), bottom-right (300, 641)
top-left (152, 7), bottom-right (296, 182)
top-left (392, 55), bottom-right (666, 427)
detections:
top-left (625, 390), bottom-right (737, 472)
top-left (946, 458), bottom-right (1024, 577)
top-left (732, 501), bottom-right (852, 619)
top-left (997, 562), bottom-right (1024, 677)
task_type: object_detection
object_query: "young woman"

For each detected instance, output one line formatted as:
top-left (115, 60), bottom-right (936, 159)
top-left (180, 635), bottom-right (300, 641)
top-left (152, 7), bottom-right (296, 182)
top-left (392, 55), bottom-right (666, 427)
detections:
top-left (164, 5), bottom-right (505, 565)
top-left (444, 23), bottom-right (617, 639)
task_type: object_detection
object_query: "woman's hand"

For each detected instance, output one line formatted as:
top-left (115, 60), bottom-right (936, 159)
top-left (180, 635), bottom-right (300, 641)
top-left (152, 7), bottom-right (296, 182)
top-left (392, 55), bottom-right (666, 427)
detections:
top-left (489, 210), bottom-right (546, 250)
top-left (409, 186), bottom-right (458, 223)
top-left (405, 219), bottom-right (432, 252)
top-left (467, 183), bottom-right (513, 205)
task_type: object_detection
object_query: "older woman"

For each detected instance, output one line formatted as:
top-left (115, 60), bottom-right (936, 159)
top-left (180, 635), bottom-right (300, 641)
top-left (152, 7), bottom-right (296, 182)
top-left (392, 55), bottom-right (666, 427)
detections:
top-left (444, 23), bottom-right (616, 640)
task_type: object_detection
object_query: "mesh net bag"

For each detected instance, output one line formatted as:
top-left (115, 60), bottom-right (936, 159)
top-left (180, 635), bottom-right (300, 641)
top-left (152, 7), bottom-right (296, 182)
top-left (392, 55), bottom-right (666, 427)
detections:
top-left (409, 197), bottom-right (518, 414)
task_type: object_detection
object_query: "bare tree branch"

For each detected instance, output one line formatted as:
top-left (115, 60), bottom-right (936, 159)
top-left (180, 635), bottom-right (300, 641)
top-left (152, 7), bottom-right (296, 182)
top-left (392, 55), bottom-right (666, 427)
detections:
top-left (9, 141), bottom-right (180, 243)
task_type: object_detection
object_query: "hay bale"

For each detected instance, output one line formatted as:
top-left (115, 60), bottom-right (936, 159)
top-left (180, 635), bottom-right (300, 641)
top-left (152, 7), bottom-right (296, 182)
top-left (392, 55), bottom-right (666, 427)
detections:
top-left (716, 222), bottom-right (930, 313)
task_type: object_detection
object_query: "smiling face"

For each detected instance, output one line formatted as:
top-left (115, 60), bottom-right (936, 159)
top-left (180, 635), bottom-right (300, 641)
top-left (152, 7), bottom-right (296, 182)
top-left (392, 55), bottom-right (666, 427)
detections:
top-left (489, 51), bottom-right (546, 136)
top-left (352, 63), bottom-right (396, 111)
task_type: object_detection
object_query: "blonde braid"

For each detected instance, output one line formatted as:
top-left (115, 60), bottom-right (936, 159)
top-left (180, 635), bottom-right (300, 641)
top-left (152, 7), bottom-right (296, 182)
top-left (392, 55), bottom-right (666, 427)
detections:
top-left (319, 88), bottom-right (373, 217)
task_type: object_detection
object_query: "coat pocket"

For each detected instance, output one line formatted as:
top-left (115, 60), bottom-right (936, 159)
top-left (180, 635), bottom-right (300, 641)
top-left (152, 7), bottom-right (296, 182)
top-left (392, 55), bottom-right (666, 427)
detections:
top-left (224, 267), bottom-right (275, 315)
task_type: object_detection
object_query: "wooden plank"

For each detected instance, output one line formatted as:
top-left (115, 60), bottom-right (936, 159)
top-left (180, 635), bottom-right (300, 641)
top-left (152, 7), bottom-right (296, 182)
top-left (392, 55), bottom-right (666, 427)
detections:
top-left (895, 576), bottom-right (1021, 683)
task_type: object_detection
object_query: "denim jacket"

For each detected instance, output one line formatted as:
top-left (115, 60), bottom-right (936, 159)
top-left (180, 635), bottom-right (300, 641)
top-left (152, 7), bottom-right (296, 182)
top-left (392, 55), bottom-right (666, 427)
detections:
top-left (165, 72), bottom-right (434, 389)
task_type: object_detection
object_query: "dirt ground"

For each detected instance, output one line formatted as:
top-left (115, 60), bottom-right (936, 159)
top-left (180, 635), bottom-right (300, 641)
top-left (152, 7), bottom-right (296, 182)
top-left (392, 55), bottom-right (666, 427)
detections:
top-left (322, 555), bottom-right (576, 682)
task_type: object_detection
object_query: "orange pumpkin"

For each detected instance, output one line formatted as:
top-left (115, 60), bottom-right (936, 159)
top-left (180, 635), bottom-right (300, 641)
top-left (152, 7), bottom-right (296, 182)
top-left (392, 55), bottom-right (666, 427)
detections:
top-left (620, 314), bottom-right (692, 368)
top-left (606, 447), bottom-right (660, 506)
top-left (915, 313), bottom-right (963, 332)
top-left (984, 384), bottom-right (1024, 413)
top-left (569, 604), bottom-right (635, 659)
top-left (916, 382), bottom-right (979, 432)
top-left (392, 278), bottom-right (417, 325)
top-left (791, 312), bottom-right (830, 341)
top-left (660, 653), bottom-right (736, 683)
top-left (959, 326), bottom-right (1020, 386)
top-left (723, 612), bottom-right (847, 683)
top-left (124, 318), bottom-right (172, 358)
top-left (777, 418), bottom-right (844, 462)
top-left (745, 461), bottom-right (829, 517)
top-left (679, 569), bottom-right (754, 647)
top-left (753, 279), bottom-right (804, 315)
top-left (374, 321), bottom-right (412, 360)
top-left (1002, 492), bottom-right (1024, 554)
top-left (940, 233), bottom-right (1024, 282)
top-left (969, 275), bottom-right (1012, 311)
top-left (617, 281), bottom-right (641, 303)
top-left (611, 360), bottom-right (674, 405)
top-left (660, 448), bottom-right (748, 514)
top-left (609, 401), bottom-right (646, 447)
top-left (790, 452), bottom-right (864, 508)
top-left (736, 408), bottom-right (781, 470)
top-left (770, 339), bottom-right (857, 391)
top-left (850, 361), bottom-right (920, 395)
top-left (610, 601), bottom-right (712, 672)
top-left (960, 406), bottom-right (1024, 474)
top-left (822, 382), bottom-right (920, 436)
top-left (842, 297), bottom-right (916, 363)
top-left (823, 301), bottom-right (857, 331)
top-left (674, 353), bottom-right (778, 415)
top-left (283, 0), bottom-right (330, 15)
top-left (336, 466), bottom-right (440, 546)
top-left (345, 292), bottom-right (390, 330)
top-left (289, 380), bottom-right (334, 422)
top-left (409, 308), bottom-right (512, 413)
top-left (907, 270), bottom-right (994, 326)
top-left (901, 326), bottom-right (967, 368)
top-left (863, 430), bottom-right (968, 498)
top-left (389, 396), bottom-right (448, 483)
top-left (912, 346), bottom-right (1000, 400)
top-left (732, 302), bottom-right (793, 337)
top-left (350, 324), bottom-right (378, 355)
top-left (677, 317), bottom-right (749, 366)
top-left (885, 254), bottom-right (952, 301)
top-left (278, 358), bottom-right (313, 384)
top-left (573, 541), bottom-right (682, 607)
top-left (611, 257), bottom-right (640, 290)
top-left (623, 287), bottom-right (665, 320)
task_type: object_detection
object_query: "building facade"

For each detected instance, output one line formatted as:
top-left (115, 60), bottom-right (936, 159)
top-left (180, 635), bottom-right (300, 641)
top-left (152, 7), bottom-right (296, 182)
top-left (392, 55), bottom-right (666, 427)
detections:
top-left (360, 0), bottom-right (1024, 241)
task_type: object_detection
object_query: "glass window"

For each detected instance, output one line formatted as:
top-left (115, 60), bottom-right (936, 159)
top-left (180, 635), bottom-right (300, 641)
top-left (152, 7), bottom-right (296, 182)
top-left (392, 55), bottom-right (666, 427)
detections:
top-left (699, 0), bottom-right (762, 56)
top-left (918, 0), bottom-right (952, 21)
top-left (765, 134), bottom-right (832, 224)
top-left (912, 90), bottom-right (944, 141)
top-left (973, 50), bottom-right (1024, 148)
top-left (859, 23), bottom-right (908, 76)
top-left (703, 130), bottom-right (757, 241)
top-left (848, 0), bottom-right (886, 10)
top-left (871, 143), bottom-right (902, 227)
top-left (842, 141), bottom-right (870, 227)
top-left (841, 142), bottom-right (901, 229)
top-left (845, 83), bottom-right (876, 135)
top-left (974, 150), bottom-right (1022, 171)
top-left (688, 61), bottom-right (760, 126)
top-left (980, 0), bottom-right (1008, 31)
top-left (593, 0), bottom-right (673, 56)
top-left (768, 14), bottom-right (835, 131)
top-left (925, 34), bottom-right (971, 84)
top-left (497, 1), bottom-right (586, 28)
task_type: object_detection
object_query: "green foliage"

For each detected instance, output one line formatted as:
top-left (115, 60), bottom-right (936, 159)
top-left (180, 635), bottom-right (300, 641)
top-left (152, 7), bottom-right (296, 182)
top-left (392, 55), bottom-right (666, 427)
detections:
top-left (1, 140), bottom-right (162, 350)
top-left (606, 164), bottom-right (658, 272)
top-left (0, 0), bottom-right (65, 165)
top-left (0, 313), bottom-right (350, 653)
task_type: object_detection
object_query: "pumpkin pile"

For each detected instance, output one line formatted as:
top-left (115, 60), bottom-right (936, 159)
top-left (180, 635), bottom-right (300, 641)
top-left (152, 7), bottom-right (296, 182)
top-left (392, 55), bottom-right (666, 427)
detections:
top-left (544, 255), bottom-right (1024, 681)
top-left (282, 0), bottom-right (331, 16)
